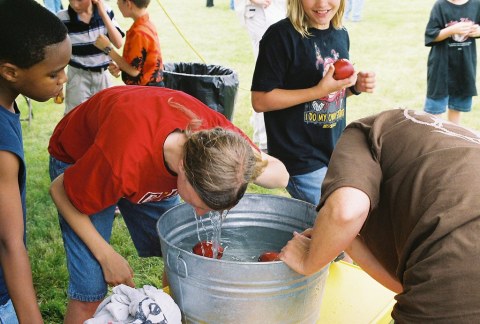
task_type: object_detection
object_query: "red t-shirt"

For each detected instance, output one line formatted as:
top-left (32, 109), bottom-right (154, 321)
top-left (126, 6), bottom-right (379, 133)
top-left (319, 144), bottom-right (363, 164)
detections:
top-left (49, 85), bottom-right (252, 215)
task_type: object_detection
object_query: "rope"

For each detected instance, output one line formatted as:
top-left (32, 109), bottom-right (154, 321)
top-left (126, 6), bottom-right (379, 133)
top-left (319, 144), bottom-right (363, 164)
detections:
top-left (153, 0), bottom-right (252, 93)
top-left (154, 0), bottom-right (207, 64)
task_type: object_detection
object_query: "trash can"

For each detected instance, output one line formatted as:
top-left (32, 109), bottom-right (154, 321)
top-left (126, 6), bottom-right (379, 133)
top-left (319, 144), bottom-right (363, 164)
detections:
top-left (163, 62), bottom-right (239, 121)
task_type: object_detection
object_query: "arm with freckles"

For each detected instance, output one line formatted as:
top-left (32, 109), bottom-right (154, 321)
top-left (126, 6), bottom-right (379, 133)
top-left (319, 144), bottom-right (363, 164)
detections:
top-left (251, 65), bottom-right (356, 112)
top-left (0, 151), bottom-right (43, 323)
top-left (279, 187), bottom-right (369, 275)
top-left (252, 151), bottom-right (289, 189)
top-left (49, 174), bottom-right (135, 288)
top-left (346, 236), bottom-right (402, 293)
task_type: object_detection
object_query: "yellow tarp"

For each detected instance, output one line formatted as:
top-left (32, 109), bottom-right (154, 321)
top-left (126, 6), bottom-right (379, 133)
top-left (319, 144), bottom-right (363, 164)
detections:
top-left (318, 261), bottom-right (396, 324)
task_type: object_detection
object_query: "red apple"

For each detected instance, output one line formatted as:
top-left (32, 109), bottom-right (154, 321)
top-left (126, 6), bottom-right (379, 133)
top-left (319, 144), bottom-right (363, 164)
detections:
top-left (258, 251), bottom-right (280, 262)
top-left (192, 240), bottom-right (224, 259)
top-left (333, 59), bottom-right (354, 80)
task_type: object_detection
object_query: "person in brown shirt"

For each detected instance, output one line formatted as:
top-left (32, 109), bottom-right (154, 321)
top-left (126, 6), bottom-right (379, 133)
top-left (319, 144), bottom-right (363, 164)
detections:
top-left (280, 108), bottom-right (480, 323)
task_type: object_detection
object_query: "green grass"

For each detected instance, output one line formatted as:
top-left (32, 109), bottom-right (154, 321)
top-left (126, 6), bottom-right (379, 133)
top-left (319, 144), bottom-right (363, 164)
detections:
top-left (20, 0), bottom-right (480, 322)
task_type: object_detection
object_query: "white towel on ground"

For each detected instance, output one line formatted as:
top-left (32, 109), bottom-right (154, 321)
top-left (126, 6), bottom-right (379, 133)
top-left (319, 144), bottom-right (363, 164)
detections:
top-left (84, 284), bottom-right (181, 324)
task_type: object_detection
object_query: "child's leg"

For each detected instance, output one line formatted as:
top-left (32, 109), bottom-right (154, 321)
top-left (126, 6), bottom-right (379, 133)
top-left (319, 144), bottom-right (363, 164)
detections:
top-left (447, 109), bottom-right (461, 124)
top-left (118, 195), bottom-right (181, 258)
top-left (119, 196), bottom-right (181, 289)
top-left (448, 96), bottom-right (472, 125)
top-left (61, 206), bottom-right (116, 324)
top-left (50, 153), bottom-right (117, 324)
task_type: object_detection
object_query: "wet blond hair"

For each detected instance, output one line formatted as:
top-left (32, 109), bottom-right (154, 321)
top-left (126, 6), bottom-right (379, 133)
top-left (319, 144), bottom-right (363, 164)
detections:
top-left (287, 0), bottom-right (345, 38)
top-left (168, 98), bottom-right (267, 210)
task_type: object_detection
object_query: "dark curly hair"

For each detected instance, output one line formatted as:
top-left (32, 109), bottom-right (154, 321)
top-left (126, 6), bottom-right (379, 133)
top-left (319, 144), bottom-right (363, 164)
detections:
top-left (0, 0), bottom-right (68, 68)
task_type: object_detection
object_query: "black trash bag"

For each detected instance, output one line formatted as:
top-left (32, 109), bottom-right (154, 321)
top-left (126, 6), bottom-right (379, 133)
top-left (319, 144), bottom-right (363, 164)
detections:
top-left (163, 62), bottom-right (239, 121)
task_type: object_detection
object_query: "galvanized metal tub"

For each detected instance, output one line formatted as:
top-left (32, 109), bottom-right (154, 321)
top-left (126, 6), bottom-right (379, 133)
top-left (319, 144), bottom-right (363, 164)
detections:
top-left (157, 194), bottom-right (329, 324)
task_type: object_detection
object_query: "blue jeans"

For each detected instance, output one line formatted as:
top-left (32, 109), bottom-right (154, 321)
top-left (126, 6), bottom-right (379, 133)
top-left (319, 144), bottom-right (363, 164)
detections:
top-left (0, 300), bottom-right (18, 324)
top-left (49, 156), bottom-right (180, 302)
top-left (286, 167), bottom-right (328, 206)
top-left (424, 96), bottom-right (472, 114)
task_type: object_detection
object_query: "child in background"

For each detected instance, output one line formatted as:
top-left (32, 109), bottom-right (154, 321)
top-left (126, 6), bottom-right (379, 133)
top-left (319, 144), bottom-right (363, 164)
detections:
top-left (44, 0), bottom-right (63, 13)
top-left (234, 0), bottom-right (287, 152)
top-left (57, 0), bottom-right (124, 114)
top-left (251, 0), bottom-right (376, 206)
top-left (344, 0), bottom-right (364, 22)
top-left (95, 0), bottom-right (165, 86)
top-left (424, 0), bottom-right (480, 125)
top-left (0, 0), bottom-right (71, 322)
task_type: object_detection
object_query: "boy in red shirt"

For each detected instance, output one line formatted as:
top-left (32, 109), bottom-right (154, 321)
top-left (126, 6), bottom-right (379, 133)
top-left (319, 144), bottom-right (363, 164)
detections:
top-left (48, 85), bottom-right (288, 323)
top-left (95, 0), bottom-right (164, 86)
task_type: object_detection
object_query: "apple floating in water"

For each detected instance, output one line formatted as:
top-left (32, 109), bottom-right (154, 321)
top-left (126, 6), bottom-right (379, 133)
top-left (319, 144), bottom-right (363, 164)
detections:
top-left (192, 240), bottom-right (224, 259)
top-left (258, 251), bottom-right (280, 262)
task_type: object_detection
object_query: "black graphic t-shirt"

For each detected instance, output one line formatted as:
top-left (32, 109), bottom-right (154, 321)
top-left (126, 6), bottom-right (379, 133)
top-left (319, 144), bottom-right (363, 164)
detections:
top-left (425, 0), bottom-right (480, 98)
top-left (251, 18), bottom-right (350, 175)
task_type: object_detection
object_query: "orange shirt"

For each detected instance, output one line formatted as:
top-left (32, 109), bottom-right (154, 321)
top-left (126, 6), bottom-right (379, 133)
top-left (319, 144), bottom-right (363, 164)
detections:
top-left (122, 14), bottom-right (163, 85)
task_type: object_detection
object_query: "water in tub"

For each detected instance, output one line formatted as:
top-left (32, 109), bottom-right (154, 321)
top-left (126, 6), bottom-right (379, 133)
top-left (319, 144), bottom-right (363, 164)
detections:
top-left (184, 210), bottom-right (288, 262)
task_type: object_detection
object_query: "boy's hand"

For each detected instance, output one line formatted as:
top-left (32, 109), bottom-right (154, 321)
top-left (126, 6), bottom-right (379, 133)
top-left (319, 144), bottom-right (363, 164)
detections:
top-left (100, 248), bottom-right (135, 288)
top-left (94, 34), bottom-right (111, 52)
top-left (279, 231), bottom-right (312, 275)
top-left (108, 62), bottom-right (121, 77)
top-left (92, 0), bottom-right (105, 12)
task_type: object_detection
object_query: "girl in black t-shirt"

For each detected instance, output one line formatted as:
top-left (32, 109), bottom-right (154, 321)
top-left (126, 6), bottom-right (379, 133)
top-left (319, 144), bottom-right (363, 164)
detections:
top-left (251, 0), bottom-right (376, 205)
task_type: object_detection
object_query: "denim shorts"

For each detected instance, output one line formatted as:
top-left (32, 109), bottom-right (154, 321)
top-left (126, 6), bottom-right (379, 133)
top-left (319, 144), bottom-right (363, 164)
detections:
top-left (49, 156), bottom-right (180, 302)
top-left (424, 96), bottom-right (472, 114)
top-left (286, 166), bottom-right (327, 206)
top-left (0, 299), bottom-right (18, 324)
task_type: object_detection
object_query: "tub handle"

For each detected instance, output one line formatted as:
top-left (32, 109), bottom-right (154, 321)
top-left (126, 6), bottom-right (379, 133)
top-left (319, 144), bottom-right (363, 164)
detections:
top-left (167, 250), bottom-right (188, 278)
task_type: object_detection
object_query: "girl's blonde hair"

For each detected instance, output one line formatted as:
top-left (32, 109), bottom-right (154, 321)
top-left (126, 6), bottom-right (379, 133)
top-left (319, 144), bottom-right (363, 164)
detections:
top-left (287, 0), bottom-right (345, 38)
top-left (168, 98), bottom-right (267, 211)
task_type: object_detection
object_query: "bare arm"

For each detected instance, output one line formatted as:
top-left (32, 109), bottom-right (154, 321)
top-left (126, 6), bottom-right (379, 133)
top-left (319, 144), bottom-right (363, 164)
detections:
top-left (251, 65), bottom-right (356, 112)
top-left (252, 151), bottom-right (289, 189)
top-left (0, 151), bottom-right (43, 323)
top-left (95, 35), bottom-right (140, 78)
top-left (346, 236), bottom-right (402, 293)
top-left (49, 174), bottom-right (135, 287)
top-left (93, 0), bottom-right (123, 48)
top-left (280, 187), bottom-right (370, 275)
